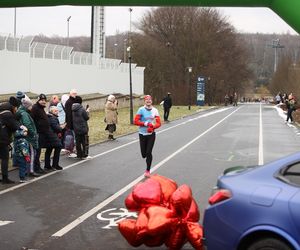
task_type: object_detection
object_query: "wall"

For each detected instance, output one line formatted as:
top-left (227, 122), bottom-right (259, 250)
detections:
top-left (0, 49), bottom-right (144, 96)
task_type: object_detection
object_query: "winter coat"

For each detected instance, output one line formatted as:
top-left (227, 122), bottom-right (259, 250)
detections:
top-left (0, 102), bottom-right (20, 145)
top-left (31, 102), bottom-right (50, 134)
top-left (13, 129), bottom-right (30, 158)
top-left (72, 103), bottom-right (89, 135)
top-left (65, 96), bottom-right (76, 130)
top-left (163, 95), bottom-right (172, 109)
top-left (57, 102), bottom-right (66, 125)
top-left (47, 113), bottom-right (63, 148)
top-left (105, 100), bottom-right (118, 124)
top-left (16, 106), bottom-right (39, 149)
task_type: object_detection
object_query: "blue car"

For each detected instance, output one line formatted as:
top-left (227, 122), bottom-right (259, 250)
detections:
top-left (203, 152), bottom-right (300, 250)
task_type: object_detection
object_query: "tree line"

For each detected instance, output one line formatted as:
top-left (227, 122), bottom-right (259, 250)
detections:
top-left (33, 7), bottom-right (300, 104)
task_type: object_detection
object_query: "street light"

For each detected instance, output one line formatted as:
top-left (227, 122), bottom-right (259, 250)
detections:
top-left (67, 16), bottom-right (71, 46)
top-left (114, 43), bottom-right (118, 59)
top-left (187, 67), bottom-right (192, 110)
top-left (123, 39), bottom-right (127, 62)
top-left (127, 46), bottom-right (134, 124)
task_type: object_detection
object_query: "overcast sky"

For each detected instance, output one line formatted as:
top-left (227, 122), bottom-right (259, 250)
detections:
top-left (0, 6), bottom-right (298, 38)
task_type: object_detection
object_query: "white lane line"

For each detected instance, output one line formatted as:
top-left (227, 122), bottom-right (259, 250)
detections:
top-left (258, 103), bottom-right (264, 165)
top-left (0, 107), bottom-right (231, 196)
top-left (52, 106), bottom-right (240, 237)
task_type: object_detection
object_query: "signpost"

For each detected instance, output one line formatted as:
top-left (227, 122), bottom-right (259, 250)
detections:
top-left (197, 76), bottom-right (205, 106)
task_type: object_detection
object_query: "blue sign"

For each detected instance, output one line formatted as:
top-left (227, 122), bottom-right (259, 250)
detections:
top-left (197, 76), bottom-right (205, 106)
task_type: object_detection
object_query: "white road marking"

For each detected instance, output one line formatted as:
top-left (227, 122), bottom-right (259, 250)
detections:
top-left (0, 107), bottom-right (231, 196)
top-left (0, 220), bottom-right (14, 226)
top-left (52, 107), bottom-right (240, 237)
top-left (258, 103), bottom-right (264, 165)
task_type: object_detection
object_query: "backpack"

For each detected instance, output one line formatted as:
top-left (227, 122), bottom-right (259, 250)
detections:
top-left (64, 129), bottom-right (75, 152)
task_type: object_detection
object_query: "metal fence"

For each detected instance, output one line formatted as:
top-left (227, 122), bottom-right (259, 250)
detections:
top-left (0, 34), bottom-right (34, 52)
top-left (30, 42), bottom-right (73, 60)
top-left (0, 34), bottom-right (143, 71)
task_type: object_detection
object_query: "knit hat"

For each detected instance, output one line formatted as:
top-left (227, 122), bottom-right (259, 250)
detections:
top-left (21, 98), bottom-right (33, 109)
top-left (38, 93), bottom-right (47, 101)
top-left (107, 95), bottom-right (115, 102)
top-left (16, 91), bottom-right (25, 99)
top-left (8, 96), bottom-right (19, 108)
top-left (61, 94), bottom-right (69, 106)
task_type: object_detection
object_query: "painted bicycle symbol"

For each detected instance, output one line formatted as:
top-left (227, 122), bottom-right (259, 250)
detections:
top-left (97, 208), bottom-right (138, 229)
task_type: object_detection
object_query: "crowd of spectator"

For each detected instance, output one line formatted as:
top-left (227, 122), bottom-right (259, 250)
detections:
top-left (0, 89), bottom-right (95, 184)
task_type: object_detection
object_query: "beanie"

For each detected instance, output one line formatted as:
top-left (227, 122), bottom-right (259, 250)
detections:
top-left (38, 93), bottom-right (47, 101)
top-left (16, 91), bottom-right (25, 99)
top-left (8, 96), bottom-right (19, 108)
top-left (74, 96), bottom-right (82, 104)
top-left (21, 98), bottom-right (33, 109)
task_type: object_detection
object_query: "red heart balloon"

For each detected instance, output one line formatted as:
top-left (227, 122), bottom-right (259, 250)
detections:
top-left (151, 174), bottom-right (178, 205)
top-left (132, 178), bottom-right (163, 207)
top-left (118, 219), bottom-right (142, 247)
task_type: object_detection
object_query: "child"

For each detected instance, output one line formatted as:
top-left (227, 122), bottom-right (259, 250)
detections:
top-left (13, 126), bottom-right (30, 182)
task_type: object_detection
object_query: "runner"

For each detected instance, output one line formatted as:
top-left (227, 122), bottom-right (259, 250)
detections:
top-left (134, 95), bottom-right (161, 177)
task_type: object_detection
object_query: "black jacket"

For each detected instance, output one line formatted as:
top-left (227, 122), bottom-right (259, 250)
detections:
top-left (72, 103), bottom-right (89, 135)
top-left (0, 102), bottom-right (20, 145)
top-left (31, 102), bottom-right (50, 134)
top-left (163, 95), bottom-right (172, 109)
top-left (65, 96), bottom-right (76, 130)
top-left (47, 113), bottom-right (62, 148)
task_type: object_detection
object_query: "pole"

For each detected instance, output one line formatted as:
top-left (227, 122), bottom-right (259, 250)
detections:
top-left (128, 47), bottom-right (133, 124)
top-left (123, 39), bottom-right (127, 62)
top-left (14, 8), bottom-right (16, 51)
top-left (67, 16), bottom-right (71, 46)
top-left (128, 8), bottom-right (133, 124)
top-left (14, 8), bottom-right (17, 38)
top-left (187, 67), bottom-right (192, 110)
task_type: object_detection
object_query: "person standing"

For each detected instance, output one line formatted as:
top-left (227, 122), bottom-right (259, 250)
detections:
top-left (104, 95), bottom-right (118, 140)
top-left (162, 92), bottom-right (172, 122)
top-left (45, 106), bottom-right (64, 170)
top-left (72, 96), bottom-right (90, 159)
top-left (0, 100), bottom-right (20, 184)
top-left (31, 94), bottom-right (49, 174)
top-left (16, 98), bottom-right (40, 177)
top-left (57, 94), bottom-right (69, 151)
top-left (13, 127), bottom-right (31, 182)
top-left (286, 94), bottom-right (296, 123)
top-left (65, 89), bottom-right (77, 157)
top-left (233, 92), bottom-right (238, 106)
top-left (134, 95), bottom-right (161, 177)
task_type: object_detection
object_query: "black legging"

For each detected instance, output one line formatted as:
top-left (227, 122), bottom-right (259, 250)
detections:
top-left (139, 133), bottom-right (156, 171)
top-left (286, 108), bottom-right (294, 122)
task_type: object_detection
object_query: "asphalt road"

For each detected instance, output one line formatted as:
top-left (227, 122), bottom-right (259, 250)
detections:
top-left (1, 103), bottom-right (300, 250)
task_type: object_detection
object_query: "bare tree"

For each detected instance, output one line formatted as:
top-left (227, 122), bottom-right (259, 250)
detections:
top-left (132, 7), bottom-right (252, 104)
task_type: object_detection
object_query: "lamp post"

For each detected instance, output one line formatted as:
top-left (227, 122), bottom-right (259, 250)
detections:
top-left (187, 67), bottom-right (192, 110)
top-left (123, 39), bottom-right (127, 62)
top-left (114, 43), bottom-right (118, 59)
top-left (67, 16), bottom-right (71, 46)
top-left (128, 7), bottom-right (134, 124)
top-left (127, 46), bottom-right (134, 124)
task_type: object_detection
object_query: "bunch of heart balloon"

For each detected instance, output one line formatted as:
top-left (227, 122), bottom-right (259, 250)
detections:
top-left (118, 174), bottom-right (204, 249)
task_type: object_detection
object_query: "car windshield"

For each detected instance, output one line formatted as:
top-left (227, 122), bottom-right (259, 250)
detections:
top-left (278, 162), bottom-right (300, 186)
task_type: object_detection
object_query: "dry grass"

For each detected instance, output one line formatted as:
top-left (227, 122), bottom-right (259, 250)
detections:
top-left (88, 105), bottom-right (210, 144)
